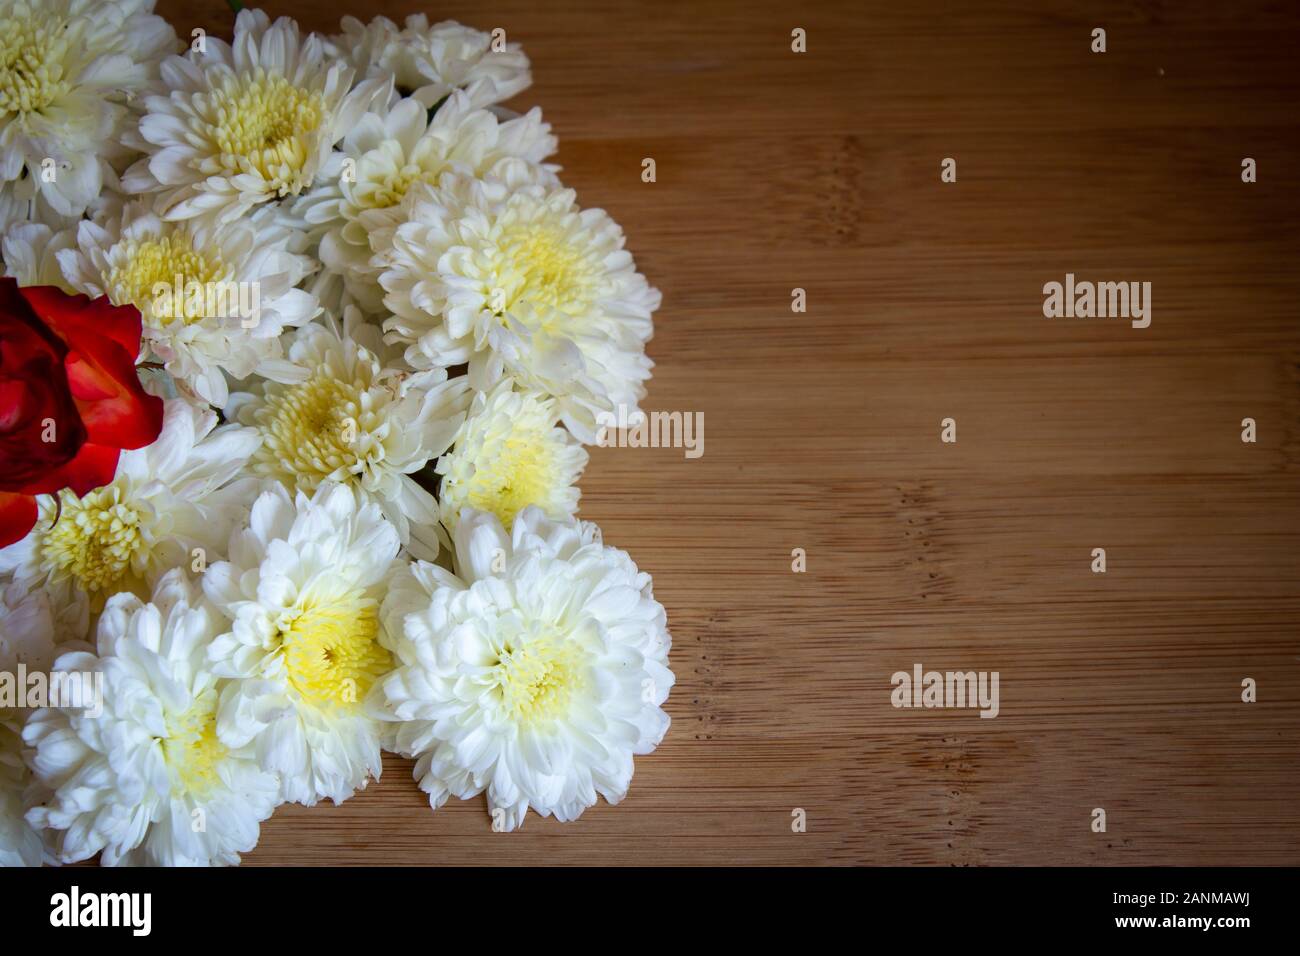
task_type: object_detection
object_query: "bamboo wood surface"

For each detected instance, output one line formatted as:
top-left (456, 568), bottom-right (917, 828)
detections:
top-left (157, 0), bottom-right (1300, 865)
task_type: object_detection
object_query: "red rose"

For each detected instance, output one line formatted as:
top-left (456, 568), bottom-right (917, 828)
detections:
top-left (0, 279), bottom-right (164, 547)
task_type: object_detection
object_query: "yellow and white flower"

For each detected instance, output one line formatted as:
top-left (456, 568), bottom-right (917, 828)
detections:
top-left (329, 15), bottom-right (531, 110)
top-left (0, 578), bottom-right (60, 676)
top-left (229, 310), bottom-right (469, 561)
top-left (0, 0), bottom-right (177, 229)
top-left (53, 201), bottom-right (320, 406)
top-left (0, 717), bottom-right (40, 866)
top-left (203, 482), bottom-right (401, 806)
top-left (23, 570), bottom-right (280, 866)
top-left (121, 8), bottom-right (386, 224)
top-left (370, 507), bottom-right (673, 830)
top-left (294, 91), bottom-right (555, 311)
top-left (437, 380), bottom-right (587, 533)
top-left (376, 177), bottom-right (660, 443)
top-left (1, 220), bottom-right (77, 290)
top-left (0, 579), bottom-right (65, 867)
top-left (0, 398), bottom-right (261, 639)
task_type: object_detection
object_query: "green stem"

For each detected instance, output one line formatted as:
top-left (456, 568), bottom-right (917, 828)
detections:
top-left (226, 0), bottom-right (244, 13)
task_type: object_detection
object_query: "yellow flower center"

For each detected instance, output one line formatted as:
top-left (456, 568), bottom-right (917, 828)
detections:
top-left (161, 695), bottom-right (227, 798)
top-left (0, 10), bottom-right (71, 116)
top-left (251, 375), bottom-right (362, 491)
top-left (41, 488), bottom-right (147, 611)
top-left (380, 165), bottom-right (432, 207)
top-left (279, 596), bottom-right (390, 709)
top-left (352, 161), bottom-right (443, 215)
top-left (492, 633), bottom-right (585, 725)
top-left (461, 431), bottom-right (556, 530)
top-left (106, 235), bottom-right (227, 327)
top-left (496, 221), bottom-right (597, 327)
top-left (207, 70), bottom-right (325, 194)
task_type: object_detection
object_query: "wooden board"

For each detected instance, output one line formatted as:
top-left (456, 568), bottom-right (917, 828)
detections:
top-left (156, 0), bottom-right (1300, 865)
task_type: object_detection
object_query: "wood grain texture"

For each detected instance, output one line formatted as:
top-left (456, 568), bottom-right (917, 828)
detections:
top-left (155, 0), bottom-right (1300, 865)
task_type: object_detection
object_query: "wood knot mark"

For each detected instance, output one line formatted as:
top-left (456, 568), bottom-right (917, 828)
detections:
top-left (896, 481), bottom-right (954, 602)
top-left (821, 135), bottom-right (867, 244)
top-left (689, 612), bottom-right (724, 740)
top-left (777, 134), bottom-right (869, 246)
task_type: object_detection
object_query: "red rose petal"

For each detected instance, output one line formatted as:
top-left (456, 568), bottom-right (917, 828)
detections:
top-left (64, 351), bottom-right (121, 401)
top-left (0, 379), bottom-right (28, 430)
top-left (0, 491), bottom-right (37, 548)
top-left (0, 289), bottom-right (87, 491)
top-left (15, 442), bottom-right (120, 497)
top-left (0, 282), bottom-right (161, 504)
top-left (19, 286), bottom-right (144, 359)
top-left (0, 280), bottom-right (64, 354)
top-left (62, 334), bottom-right (164, 450)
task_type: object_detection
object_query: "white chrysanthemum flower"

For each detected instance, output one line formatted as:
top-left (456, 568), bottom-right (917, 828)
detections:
top-left (294, 92), bottom-right (555, 311)
top-left (203, 482), bottom-right (401, 806)
top-left (121, 8), bottom-right (386, 224)
top-left (228, 310), bottom-right (468, 560)
top-left (23, 570), bottom-right (280, 866)
top-left (437, 380), bottom-right (587, 533)
top-left (0, 579), bottom-right (64, 867)
top-left (0, 398), bottom-right (260, 638)
top-left (1, 220), bottom-right (77, 290)
top-left (53, 201), bottom-right (320, 405)
top-left (371, 506), bottom-right (673, 830)
top-left (377, 176), bottom-right (660, 442)
top-left (329, 15), bottom-right (531, 110)
top-left (0, 717), bottom-right (41, 866)
top-left (0, 0), bottom-right (177, 229)
top-left (0, 576), bottom-right (87, 691)
top-left (0, 578), bottom-right (59, 675)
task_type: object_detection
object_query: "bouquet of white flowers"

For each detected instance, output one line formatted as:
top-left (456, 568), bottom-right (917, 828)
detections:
top-left (0, 2), bottom-right (672, 866)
